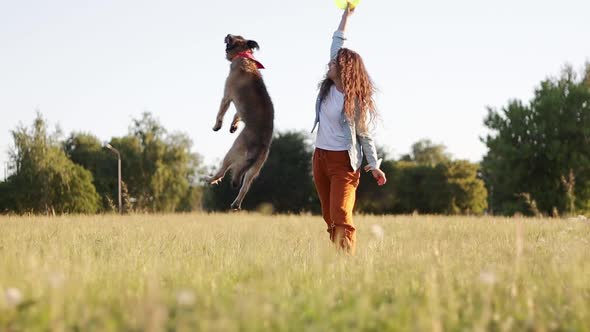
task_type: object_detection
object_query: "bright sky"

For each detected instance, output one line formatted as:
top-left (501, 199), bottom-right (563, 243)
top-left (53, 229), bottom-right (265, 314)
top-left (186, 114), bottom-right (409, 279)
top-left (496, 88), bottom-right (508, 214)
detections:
top-left (1, 0), bottom-right (589, 179)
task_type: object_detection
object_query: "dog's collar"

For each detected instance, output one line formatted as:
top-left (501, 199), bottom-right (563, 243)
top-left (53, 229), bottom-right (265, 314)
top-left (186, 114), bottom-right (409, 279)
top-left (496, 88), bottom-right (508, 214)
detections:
top-left (232, 51), bottom-right (265, 69)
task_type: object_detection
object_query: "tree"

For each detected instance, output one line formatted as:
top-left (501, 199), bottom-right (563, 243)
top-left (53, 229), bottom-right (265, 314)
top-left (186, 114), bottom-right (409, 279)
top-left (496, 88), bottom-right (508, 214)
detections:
top-left (0, 181), bottom-right (16, 213)
top-left (445, 160), bottom-right (488, 215)
top-left (112, 112), bottom-right (203, 212)
top-left (393, 161), bottom-right (450, 214)
top-left (357, 143), bottom-right (487, 215)
top-left (64, 133), bottom-right (117, 211)
top-left (1, 113), bottom-right (100, 214)
top-left (176, 185), bottom-right (204, 212)
top-left (400, 139), bottom-right (451, 165)
top-left (356, 146), bottom-right (398, 214)
top-left (482, 64), bottom-right (590, 215)
top-left (64, 112), bottom-right (204, 213)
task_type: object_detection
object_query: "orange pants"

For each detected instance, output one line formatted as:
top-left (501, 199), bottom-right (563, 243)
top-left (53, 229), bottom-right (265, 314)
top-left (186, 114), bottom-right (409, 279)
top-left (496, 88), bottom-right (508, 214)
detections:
top-left (312, 148), bottom-right (361, 254)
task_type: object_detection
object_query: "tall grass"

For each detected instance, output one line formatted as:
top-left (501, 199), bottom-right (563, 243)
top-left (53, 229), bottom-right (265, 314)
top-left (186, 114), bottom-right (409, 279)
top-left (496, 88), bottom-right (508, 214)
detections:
top-left (1, 214), bottom-right (589, 331)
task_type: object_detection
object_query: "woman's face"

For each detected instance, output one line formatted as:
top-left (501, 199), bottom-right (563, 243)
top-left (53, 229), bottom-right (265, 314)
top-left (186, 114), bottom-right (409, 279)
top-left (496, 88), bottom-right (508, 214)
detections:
top-left (327, 57), bottom-right (339, 81)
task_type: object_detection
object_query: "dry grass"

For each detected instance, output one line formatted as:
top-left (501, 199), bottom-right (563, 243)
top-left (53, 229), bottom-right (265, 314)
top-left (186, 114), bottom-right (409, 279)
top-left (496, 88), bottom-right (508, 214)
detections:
top-left (0, 214), bottom-right (589, 331)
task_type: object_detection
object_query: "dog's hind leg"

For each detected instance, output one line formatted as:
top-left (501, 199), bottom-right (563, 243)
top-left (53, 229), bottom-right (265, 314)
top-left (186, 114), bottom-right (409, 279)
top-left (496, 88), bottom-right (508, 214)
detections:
top-left (206, 137), bottom-right (245, 185)
top-left (206, 158), bottom-right (232, 185)
top-left (230, 155), bottom-right (254, 189)
top-left (230, 169), bottom-right (246, 189)
top-left (230, 150), bottom-right (269, 210)
top-left (230, 167), bottom-right (259, 210)
top-left (230, 143), bottom-right (265, 188)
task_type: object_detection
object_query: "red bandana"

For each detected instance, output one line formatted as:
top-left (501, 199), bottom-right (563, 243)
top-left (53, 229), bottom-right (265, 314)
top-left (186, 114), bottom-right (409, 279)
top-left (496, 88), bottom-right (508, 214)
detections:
top-left (233, 51), bottom-right (265, 69)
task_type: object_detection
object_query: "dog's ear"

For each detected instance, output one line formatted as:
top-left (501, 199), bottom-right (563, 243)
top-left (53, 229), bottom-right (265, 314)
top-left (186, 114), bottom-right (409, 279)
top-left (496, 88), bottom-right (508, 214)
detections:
top-left (247, 40), bottom-right (260, 50)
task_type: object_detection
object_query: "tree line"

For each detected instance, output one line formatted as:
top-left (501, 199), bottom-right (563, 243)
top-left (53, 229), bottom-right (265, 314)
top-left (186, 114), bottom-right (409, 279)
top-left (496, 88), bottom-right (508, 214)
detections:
top-left (482, 64), bottom-right (590, 216)
top-left (0, 112), bottom-right (487, 215)
top-left (1, 64), bottom-right (588, 216)
top-left (0, 113), bottom-right (203, 214)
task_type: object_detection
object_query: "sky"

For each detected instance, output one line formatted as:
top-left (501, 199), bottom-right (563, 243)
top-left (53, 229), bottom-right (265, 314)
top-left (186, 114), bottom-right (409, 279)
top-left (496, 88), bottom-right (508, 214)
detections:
top-left (1, 0), bottom-right (589, 180)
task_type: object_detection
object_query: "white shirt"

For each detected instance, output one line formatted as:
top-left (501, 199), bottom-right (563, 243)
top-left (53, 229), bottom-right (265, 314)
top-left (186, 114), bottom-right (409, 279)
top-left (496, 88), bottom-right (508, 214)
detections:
top-left (315, 85), bottom-right (349, 151)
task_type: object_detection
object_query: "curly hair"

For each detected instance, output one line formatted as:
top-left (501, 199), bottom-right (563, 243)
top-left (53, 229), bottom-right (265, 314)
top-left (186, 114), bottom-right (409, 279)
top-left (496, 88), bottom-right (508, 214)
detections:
top-left (318, 48), bottom-right (377, 134)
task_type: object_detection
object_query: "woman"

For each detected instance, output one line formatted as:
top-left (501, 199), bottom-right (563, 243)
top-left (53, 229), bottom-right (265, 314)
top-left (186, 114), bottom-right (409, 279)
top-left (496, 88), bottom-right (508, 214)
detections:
top-left (312, 5), bottom-right (387, 254)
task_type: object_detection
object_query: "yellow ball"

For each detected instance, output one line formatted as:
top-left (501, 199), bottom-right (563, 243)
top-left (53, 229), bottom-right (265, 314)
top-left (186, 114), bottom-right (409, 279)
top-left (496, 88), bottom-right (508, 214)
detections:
top-left (334, 0), bottom-right (361, 9)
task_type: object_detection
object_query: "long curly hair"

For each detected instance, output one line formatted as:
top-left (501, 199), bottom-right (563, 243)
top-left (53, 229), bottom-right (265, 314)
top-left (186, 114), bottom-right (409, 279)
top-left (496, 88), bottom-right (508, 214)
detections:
top-left (318, 48), bottom-right (377, 134)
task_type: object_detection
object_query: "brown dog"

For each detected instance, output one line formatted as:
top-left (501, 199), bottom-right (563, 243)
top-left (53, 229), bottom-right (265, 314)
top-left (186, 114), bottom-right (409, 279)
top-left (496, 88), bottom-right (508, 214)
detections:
top-left (206, 34), bottom-right (274, 210)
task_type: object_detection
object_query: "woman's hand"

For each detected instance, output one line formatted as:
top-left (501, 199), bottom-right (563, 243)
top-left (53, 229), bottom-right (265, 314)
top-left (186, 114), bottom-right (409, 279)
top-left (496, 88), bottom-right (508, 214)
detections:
top-left (343, 3), bottom-right (355, 17)
top-left (337, 3), bottom-right (355, 32)
top-left (364, 165), bottom-right (387, 186)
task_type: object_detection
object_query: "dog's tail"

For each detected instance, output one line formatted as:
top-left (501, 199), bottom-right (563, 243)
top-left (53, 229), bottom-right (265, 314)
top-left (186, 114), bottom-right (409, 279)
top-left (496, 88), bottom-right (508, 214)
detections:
top-left (231, 142), bottom-right (270, 189)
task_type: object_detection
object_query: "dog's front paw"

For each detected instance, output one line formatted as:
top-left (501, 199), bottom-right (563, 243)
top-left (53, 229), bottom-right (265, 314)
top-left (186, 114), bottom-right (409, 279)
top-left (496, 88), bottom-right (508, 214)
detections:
top-left (230, 123), bottom-right (238, 133)
top-left (212, 120), bottom-right (222, 131)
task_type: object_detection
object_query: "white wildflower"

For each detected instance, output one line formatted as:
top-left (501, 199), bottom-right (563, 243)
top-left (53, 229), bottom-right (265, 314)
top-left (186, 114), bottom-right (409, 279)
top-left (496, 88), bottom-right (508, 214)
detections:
top-left (370, 224), bottom-right (385, 241)
top-left (479, 271), bottom-right (497, 285)
top-left (4, 288), bottom-right (23, 307)
top-left (176, 289), bottom-right (195, 307)
top-left (48, 272), bottom-right (65, 289)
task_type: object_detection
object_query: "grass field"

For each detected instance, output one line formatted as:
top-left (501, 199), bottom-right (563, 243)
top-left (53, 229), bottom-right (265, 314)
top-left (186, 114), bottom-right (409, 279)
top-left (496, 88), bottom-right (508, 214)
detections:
top-left (1, 214), bottom-right (589, 331)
